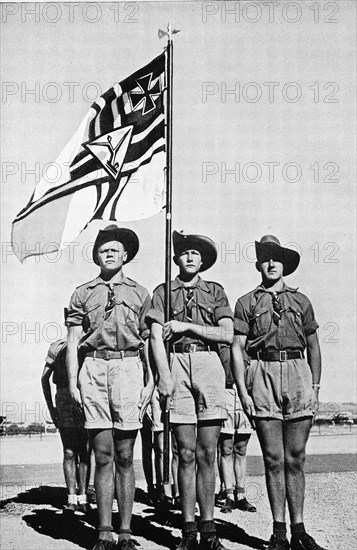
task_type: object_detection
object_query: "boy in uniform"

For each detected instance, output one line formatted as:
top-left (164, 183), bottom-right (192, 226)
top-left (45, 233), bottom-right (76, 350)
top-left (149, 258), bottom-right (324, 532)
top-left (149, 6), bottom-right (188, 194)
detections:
top-left (232, 235), bottom-right (326, 550)
top-left (41, 336), bottom-right (91, 513)
top-left (148, 230), bottom-right (234, 550)
top-left (216, 345), bottom-right (256, 514)
top-left (66, 225), bottom-right (154, 550)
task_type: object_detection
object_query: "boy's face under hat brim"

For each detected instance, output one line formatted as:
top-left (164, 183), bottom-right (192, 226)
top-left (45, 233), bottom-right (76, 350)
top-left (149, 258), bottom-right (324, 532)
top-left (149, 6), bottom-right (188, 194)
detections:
top-left (92, 225), bottom-right (139, 266)
top-left (173, 230), bottom-right (217, 272)
top-left (255, 235), bottom-right (300, 276)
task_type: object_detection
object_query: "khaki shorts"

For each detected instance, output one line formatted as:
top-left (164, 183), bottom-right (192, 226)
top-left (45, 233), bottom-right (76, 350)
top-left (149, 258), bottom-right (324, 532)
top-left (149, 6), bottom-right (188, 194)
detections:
top-left (55, 387), bottom-right (85, 428)
top-left (170, 351), bottom-right (227, 424)
top-left (246, 358), bottom-right (314, 421)
top-left (221, 388), bottom-right (253, 435)
top-left (78, 355), bottom-right (144, 430)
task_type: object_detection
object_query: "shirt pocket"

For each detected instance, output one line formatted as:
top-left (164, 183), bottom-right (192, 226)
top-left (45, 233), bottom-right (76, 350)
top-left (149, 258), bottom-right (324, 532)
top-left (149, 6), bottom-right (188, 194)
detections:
top-left (285, 307), bottom-right (306, 346)
top-left (197, 302), bottom-right (215, 325)
top-left (250, 307), bottom-right (271, 337)
top-left (83, 303), bottom-right (102, 332)
top-left (116, 300), bottom-right (141, 329)
top-left (171, 305), bottom-right (185, 321)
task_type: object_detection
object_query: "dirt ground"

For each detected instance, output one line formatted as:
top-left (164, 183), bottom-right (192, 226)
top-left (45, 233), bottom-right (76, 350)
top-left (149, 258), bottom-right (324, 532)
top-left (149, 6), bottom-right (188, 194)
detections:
top-left (1, 470), bottom-right (356, 550)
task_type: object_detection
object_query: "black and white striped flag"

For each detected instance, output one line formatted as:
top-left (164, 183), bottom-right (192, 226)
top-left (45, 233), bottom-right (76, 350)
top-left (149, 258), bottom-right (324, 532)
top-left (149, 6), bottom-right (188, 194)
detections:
top-left (12, 53), bottom-right (166, 262)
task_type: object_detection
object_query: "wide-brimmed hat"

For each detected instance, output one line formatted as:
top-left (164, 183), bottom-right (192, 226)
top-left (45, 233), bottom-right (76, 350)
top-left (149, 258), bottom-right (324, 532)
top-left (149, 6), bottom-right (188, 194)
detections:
top-left (255, 235), bottom-right (300, 276)
top-left (173, 230), bottom-right (217, 272)
top-left (92, 225), bottom-right (139, 265)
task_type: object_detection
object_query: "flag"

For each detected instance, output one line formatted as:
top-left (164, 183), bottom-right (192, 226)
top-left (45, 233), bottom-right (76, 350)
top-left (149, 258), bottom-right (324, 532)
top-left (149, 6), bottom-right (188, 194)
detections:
top-left (12, 53), bottom-right (166, 262)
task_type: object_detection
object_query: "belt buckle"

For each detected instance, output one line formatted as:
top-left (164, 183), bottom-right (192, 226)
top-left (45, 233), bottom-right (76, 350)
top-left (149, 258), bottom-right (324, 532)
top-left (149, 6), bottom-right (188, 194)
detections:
top-left (189, 344), bottom-right (197, 353)
top-left (104, 350), bottom-right (110, 360)
top-left (118, 350), bottom-right (125, 360)
top-left (280, 350), bottom-right (287, 361)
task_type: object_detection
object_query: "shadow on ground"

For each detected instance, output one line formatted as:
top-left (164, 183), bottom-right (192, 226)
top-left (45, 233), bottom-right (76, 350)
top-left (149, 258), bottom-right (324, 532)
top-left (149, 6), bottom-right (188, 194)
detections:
top-left (1, 485), bottom-right (267, 549)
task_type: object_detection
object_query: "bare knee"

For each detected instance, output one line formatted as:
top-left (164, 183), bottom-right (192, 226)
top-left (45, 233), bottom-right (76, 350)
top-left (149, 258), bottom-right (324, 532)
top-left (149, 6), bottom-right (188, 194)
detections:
top-left (264, 452), bottom-right (285, 474)
top-left (285, 449), bottom-right (306, 473)
top-left (115, 448), bottom-right (134, 470)
top-left (94, 446), bottom-right (113, 469)
top-left (178, 446), bottom-right (196, 467)
top-left (63, 447), bottom-right (75, 461)
top-left (196, 444), bottom-right (216, 467)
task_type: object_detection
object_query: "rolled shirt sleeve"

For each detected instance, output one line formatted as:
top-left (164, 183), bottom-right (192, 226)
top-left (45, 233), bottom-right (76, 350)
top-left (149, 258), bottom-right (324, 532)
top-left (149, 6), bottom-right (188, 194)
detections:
top-left (214, 286), bottom-right (233, 323)
top-left (66, 289), bottom-right (84, 327)
top-left (301, 297), bottom-right (319, 336)
top-left (233, 299), bottom-right (250, 335)
top-left (146, 284), bottom-right (165, 326)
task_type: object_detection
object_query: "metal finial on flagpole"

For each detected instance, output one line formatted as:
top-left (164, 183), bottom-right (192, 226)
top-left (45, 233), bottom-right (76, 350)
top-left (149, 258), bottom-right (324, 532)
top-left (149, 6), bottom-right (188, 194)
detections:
top-left (158, 23), bottom-right (181, 40)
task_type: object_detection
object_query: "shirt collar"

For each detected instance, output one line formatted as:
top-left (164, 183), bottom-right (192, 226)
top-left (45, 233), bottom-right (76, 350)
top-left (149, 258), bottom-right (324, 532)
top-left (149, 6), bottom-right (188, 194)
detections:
top-left (254, 282), bottom-right (298, 296)
top-left (87, 271), bottom-right (136, 289)
top-left (171, 276), bottom-right (211, 293)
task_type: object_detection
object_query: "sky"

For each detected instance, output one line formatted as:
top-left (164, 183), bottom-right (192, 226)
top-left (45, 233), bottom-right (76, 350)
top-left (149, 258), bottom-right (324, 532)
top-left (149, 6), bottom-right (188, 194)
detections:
top-left (1, 0), bottom-right (356, 425)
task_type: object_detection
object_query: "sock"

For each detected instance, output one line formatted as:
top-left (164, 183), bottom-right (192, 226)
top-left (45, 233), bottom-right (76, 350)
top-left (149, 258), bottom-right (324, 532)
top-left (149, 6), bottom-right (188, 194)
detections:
top-left (67, 494), bottom-right (77, 505)
top-left (291, 523), bottom-right (306, 538)
top-left (273, 522), bottom-right (287, 539)
top-left (98, 526), bottom-right (113, 542)
top-left (118, 529), bottom-right (132, 542)
top-left (235, 487), bottom-right (245, 500)
top-left (225, 488), bottom-right (234, 498)
top-left (77, 494), bottom-right (87, 505)
top-left (199, 520), bottom-right (216, 540)
top-left (182, 522), bottom-right (198, 538)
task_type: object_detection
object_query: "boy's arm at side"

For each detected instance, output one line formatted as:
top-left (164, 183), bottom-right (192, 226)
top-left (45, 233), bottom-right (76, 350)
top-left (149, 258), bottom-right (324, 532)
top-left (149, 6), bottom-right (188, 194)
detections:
top-left (66, 326), bottom-right (83, 407)
top-left (41, 364), bottom-right (58, 426)
top-left (150, 321), bottom-right (174, 398)
top-left (231, 334), bottom-right (256, 428)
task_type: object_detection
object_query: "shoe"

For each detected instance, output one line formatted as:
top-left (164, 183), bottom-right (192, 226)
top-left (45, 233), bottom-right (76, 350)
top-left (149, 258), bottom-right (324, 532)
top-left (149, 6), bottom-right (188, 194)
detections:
top-left (63, 502), bottom-right (77, 514)
top-left (77, 502), bottom-right (90, 514)
top-left (91, 540), bottom-right (115, 550)
top-left (266, 534), bottom-right (290, 550)
top-left (214, 489), bottom-right (226, 506)
top-left (116, 539), bottom-right (136, 550)
top-left (220, 497), bottom-right (235, 514)
top-left (177, 535), bottom-right (198, 550)
top-left (199, 535), bottom-right (228, 550)
top-left (291, 533), bottom-right (327, 550)
top-left (235, 497), bottom-right (256, 512)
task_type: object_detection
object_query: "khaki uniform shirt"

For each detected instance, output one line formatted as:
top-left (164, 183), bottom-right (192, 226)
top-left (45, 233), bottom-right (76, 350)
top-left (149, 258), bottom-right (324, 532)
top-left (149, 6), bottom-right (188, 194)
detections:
top-left (234, 283), bottom-right (318, 356)
top-left (66, 271), bottom-right (151, 353)
top-left (147, 276), bottom-right (233, 347)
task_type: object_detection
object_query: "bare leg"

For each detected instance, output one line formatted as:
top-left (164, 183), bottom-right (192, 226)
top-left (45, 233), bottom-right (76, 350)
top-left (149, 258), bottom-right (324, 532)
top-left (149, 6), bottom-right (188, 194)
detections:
top-left (284, 418), bottom-right (312, 524)
top-left (59, 428), bottom-right (77, 496)
top-left (219, 433), bottom-right (234, 494)
top-left (114, 429), bottom-right (137, 539)
top-left (172, 424), bottom-right (197, 522)
top-left (89, 429), bottom-right (114, 542)
top-left (233, 433), bottom-right (250, 496)
top-left (196, 421), bottom-right (222, 521)
top-left (77, 428), bottom-right (91, 495)
top-left (256, 419), bottom-right (286, 522)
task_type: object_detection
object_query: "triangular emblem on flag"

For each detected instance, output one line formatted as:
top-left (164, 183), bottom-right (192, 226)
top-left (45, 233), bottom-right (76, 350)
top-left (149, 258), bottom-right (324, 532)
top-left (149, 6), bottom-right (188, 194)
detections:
top-left (84, 126), bottom-right (133, 180)
top-left (12, 52), bottom-right (166, 262)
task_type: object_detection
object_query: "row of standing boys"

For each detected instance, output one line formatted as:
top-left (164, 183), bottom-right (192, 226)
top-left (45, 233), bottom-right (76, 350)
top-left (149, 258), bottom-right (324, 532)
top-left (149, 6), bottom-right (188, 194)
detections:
top-left (42, 225), bottom-right (326, 550)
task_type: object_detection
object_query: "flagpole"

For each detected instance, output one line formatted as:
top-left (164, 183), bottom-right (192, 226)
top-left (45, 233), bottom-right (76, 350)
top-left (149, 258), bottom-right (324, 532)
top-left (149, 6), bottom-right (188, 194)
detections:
top-left (163, 23), bottom-right (173, 485)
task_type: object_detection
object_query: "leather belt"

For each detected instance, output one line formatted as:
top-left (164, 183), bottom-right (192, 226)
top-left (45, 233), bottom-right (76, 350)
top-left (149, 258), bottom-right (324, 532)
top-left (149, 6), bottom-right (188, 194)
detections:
top-left (250, 350), bottom-right (303, 362)
top-left (86, 350), bottom-right (139, 360)
top-left (171, 343), bottom-right (211, 353)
